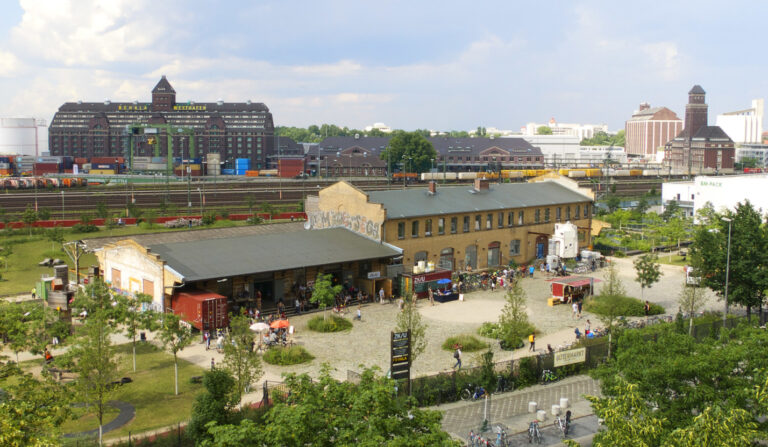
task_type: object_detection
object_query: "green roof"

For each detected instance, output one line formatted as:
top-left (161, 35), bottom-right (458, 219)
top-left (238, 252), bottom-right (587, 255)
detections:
top-left (148, 227), bottom-right (400, 281)
top-left (368, 181), bottom-right (592, 219)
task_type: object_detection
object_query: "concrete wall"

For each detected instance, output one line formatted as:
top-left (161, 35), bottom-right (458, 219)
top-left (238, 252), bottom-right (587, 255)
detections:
top-left (97, 240), bottom-right (167, 308)
top-left (308, 181), bottom-right (386, 241)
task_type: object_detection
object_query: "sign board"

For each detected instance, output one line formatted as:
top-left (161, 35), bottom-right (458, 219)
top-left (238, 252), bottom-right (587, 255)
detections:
top-left (390, 330), bottom-right (411, 384)
top-left (367, 271), bottom-right (381, 279)
top-left (554, 347), bottom-right (586, 367)
top-left (144, 127), bottom-right (159, 134)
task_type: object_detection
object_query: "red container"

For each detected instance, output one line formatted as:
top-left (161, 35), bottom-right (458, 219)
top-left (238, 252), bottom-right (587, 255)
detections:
top-left (91, 156), bottom-right (125, 164)
top-left (278, 159), bottom-right (305, 178)
top-left (34, 163), bottom-right (60, 175)
top-left (171, 290), bottom-right (229, 331)
top-left (75, 157), bottom-right (88, 164)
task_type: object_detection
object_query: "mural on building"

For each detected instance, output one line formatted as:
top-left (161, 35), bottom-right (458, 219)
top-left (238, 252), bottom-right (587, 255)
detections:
top-left (308, 210), bottom-right (382, 241)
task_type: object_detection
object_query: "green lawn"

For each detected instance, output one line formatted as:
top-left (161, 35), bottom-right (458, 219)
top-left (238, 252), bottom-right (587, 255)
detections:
top-left (656, 253), bottom-right (690, 267)
top-left (62, 342), bottom-right (206, 441)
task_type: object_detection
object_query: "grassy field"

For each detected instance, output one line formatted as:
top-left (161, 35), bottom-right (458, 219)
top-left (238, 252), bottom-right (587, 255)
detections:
top-left (655, 253), bottom-right (689, 267)
top-left (60, 342), bottom-right (206, 440)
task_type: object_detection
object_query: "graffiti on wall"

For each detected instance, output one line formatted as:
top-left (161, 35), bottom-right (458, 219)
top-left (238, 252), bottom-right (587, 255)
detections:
top-left (308, 210), bottom-right (382, 240)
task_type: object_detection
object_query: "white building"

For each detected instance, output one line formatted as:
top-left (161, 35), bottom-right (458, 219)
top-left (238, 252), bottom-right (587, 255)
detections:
top-left (522, 118), bottom-right (609, 141)
top-left (0, 117), bottom-right (48, 157)
top-left (515, 134), bottom-right (627, 166)
top-left (716, 99), bottom-right (764, 144)
top-left (662, 174), bottom-right (768, 220)
top-left (364, 122), bottom-right (393, 133)
top-left (735, 144), bottom-right (768, 167)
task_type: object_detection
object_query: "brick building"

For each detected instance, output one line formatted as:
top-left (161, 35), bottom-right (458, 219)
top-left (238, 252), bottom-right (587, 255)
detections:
top-left (664, 85), bottom-right (735, 174)
top-left (49, 76), bottom-right (275, 169)
top-left (625, 103), bottom-right (682, 158)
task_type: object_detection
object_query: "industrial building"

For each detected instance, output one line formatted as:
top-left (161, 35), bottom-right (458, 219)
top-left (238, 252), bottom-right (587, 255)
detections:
top-left (716, 99), bottom-right (764, 144)
top-left (624, 103), bottom-right (683, 158)
top-left (0, 117), bottom-right (48, 157)
top-left (662, 174), bottom-right (768, 220)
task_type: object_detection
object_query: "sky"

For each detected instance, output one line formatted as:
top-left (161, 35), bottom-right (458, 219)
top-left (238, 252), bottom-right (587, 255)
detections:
top-left (0, 0), bottom-right (766, 133)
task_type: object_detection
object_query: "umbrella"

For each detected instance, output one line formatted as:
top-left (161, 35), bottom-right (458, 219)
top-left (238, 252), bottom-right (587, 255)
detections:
top-left (270, 319), bottom-right (290, 329)
top-left (250, 322), bottom-right (270, 332)
top-left (437, 278), bottom-right (452, 284)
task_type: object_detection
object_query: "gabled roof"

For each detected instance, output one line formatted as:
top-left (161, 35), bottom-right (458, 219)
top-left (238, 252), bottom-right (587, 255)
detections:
top-left (368, 181), bottom-right (592, 219)
top-left (691, 126), bottom-right (733, 141)
top-left (146, 227), bottom-right (400, 282)
top-left (628, 106), bottom-right (681, 121)
top-left (689, 85), bottom-right (705, 95)
top-left (152, 76), bottom-right (176, 94)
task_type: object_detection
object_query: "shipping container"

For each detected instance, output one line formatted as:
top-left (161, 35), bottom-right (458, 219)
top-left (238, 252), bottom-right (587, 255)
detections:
top-left (221, 169), bottom-right (235, 175)
top-left (74, 157), bottom-right (88, 164)
top-left (245, 170), bottom-right (259, 177)
top-left (89, 169), bottom-right (116, 175)
top-left (94, 164), bottom-right (117, 169)
top-left (91, 157), bottom-right (125, 164)
top-left (171, 290), bottom-right (229, 331)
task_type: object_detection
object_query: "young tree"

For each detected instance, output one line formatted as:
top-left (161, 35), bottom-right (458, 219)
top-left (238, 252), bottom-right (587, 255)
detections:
top-left (595, 262), bottom-right (626, 358)
top-left (70, 279), bottom-right (120, 446)
top-left (222, 314), bottom-right (263, 405)
top-left (244, 194), bottom-right (257, 216)
top-left (45, 226), bottom-right (65, 254)
top-left (634, 254), bottom-right (662, 301)
top-left (95, 201), bottom-right (109, 219)
top-left (662, 217), bottom-right (688, 261)
top-left (21, 204), bottom-right (37, 235)
top-left (38, 207), bottom-right (51, 221)
top-left (378, 131), bottom-right (438, 173)
top-left (498, 278), bottom-right (533, 348)
top-left (158, 313), bottom-right (193, 395)
top-left (116, 293), bottom-right (158, 372)
top-left (310, 274), bottom-right (342, 320)
top-left (187, 368), bottom-right (238, 444)
top-left (662, 200), bottom-right (682, 221)
top-left (260, 202), bottom-right (275, 220)
top-left (395, 292), bottom-right (428, 365)
top-left (536, 125), bottom-right (553, 135)
top-left (677, 280), bottom-right (708, 336)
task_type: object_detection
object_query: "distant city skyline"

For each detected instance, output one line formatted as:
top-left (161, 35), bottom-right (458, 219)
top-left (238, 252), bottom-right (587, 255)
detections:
top-left (0, 0), bottom-right (765, 133)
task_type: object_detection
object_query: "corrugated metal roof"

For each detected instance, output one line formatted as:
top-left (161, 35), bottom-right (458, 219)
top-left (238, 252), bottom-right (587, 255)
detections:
top-left (368, 181), bottom-right (592, 219)
top-left (147, 227), bottom-right (400, 281)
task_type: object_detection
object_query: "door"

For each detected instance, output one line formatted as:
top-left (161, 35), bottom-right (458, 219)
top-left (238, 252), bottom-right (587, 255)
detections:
top-left (536, 243), bottom-right (545, 259)
top-left (111, 268), bottom-right (121, 289)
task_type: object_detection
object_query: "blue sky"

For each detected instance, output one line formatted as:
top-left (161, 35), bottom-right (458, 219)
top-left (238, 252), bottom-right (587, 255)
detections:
top-left (0, 0), bottom-right (765, 132)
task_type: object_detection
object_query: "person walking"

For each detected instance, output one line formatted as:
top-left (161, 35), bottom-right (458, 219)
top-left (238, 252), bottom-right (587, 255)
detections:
top-left (528, 265), bottom-right (535, 278)
top-left (31, 287), bottom-right (36, 299)
top-left (204, 331), bottom-right (211, 350)
top-left (585, 319), bottom-right (591, 336)
top-left (528, 333), bottom-right (536, 352)
top-left (210, 358), bottom-right (215, 370)
top-left (428, 287), bottom-right (435, 306)
top-left (572, 301), bottom-right (579, 319)
top-left (577, 299), bottom-right (583, 318)
top-left (379, 287), bottom-right (385, 304)
top-left (453, 345), bottom-right (462, 370)
top-left (644, 300), bottom-right (651, 318)
top-left (354, 304), bottom-right (362, 321)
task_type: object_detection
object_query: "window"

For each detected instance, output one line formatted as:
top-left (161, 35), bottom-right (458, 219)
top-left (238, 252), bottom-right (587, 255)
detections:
top-left (425, 219), bottom-right (433, 236)
top-left (508, 212), bottom-right (514, 227)
top-left (486, 214), bottom-right (492, 230)
top-left (411, 221), bottom-right (419, 238)
top-left (475, 215), bottom-right (481, 231)
top-left (535, 209), bottom-right (541, 223)
top-left (556, 207), bottom-right (561, 222)
top-left (545, 208), bottom-right (550, 222)
top-left (487, 241), bottom-right (501, 267)
top-left (518, 211), bottom-right (524, 226)
top-left (398, 222), bottom-right (405, 239)
top-left (584, 204), bottom-right (589, 217)
top-left (575, 205), bottom-right (580, 218)
top-left (498, 212), bottom-right (504, 228)
top-left (463, 216), bottom-right (470, 232)
top-left (450, 217), bottom-right (457, 234)
top-left (415, 251), bottom-right (428, 263)
top-left (438, 218), bottom-right (445, 235)
top-left (566, 206), bottom-right (571, 221)
top-left (510, 239), bottom-right (521, 256)
top-left (465, 245), bottom-right (477, 270)
top-left (439, 247), bottom-right (454, 270)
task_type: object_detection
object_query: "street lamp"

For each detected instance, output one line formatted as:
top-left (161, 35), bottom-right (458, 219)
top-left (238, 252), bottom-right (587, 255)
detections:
top-left (721, 217), bottom-right (732, 326)
top-left (197, 187), bottom-right (203, 215)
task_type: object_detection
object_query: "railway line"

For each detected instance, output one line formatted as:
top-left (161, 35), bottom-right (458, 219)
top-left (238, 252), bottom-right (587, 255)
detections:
top-left (0, 175), bottom-right (667, 217)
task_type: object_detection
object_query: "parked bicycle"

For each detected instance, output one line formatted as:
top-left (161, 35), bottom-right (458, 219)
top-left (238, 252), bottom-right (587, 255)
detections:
top-left (460, 383), bottom-right (487, 401)
top-left (495, 425), bottom-right (510, 447)
top-left (554, 410), bottom-right (571, 438)
top-left (540, 369), bottom-right (559, 384)
top-left (495, 374), bottom-right (514, 393)
top-left (528, 419), bottom-right (542, 444)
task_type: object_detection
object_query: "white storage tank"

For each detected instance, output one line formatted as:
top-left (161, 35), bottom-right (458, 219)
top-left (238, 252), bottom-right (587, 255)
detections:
top-left (552, 222), bottom-right (579, 258)
top-left (0, 117), bottom-right (46, 157)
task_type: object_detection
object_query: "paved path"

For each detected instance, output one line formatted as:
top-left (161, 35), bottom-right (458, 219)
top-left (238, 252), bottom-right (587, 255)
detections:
top-left (436, 375), bottom-right (601, 444)
top-left (62, 400), bottom-right (136, 439)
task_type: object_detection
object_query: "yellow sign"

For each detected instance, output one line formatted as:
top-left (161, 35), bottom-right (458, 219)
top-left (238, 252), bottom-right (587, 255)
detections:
top-left (173, 105), bottom-right (207, 111)
top-left (554, 347), bottom-right (586, 367)
top-left (118, 105), bottom-right (149, 111)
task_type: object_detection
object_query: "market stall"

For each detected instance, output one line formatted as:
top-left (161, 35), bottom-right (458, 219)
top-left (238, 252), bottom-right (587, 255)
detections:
top-left (547, 276), bottom-right (600, 306)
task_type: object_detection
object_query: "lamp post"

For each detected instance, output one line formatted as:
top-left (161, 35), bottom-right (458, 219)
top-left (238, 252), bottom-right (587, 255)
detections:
top-left (722, 217), bottom-right (732, 326)
top-left (197, 187), bottom-right (203, 215)
top-left (61, 190), bottom-right (65, 219)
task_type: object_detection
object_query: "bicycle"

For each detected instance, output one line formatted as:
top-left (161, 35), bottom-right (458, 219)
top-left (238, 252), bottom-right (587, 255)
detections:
top-left (495, 425), bottom-right (510, 447)
top-left (540, 369), bottom-right (559, 384)
top-left (495, 374), bottom-right (514, 394)
top-left (528, 419), bottom-right (542, 444)
top-left (460, 383), bottom-right (487, 401)
top-left (554, 411), bottom-right (571, 438)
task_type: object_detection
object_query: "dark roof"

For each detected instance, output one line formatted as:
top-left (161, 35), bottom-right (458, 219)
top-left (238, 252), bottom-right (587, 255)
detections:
top-left (152, 76), bottom-right (176, 94)
top-left (56, 101), bottom-right (270, 113)
top-left (368, 181), bottom-right (592, 219)
top-left (146, 227), bottom-right (400, 281)
top-left (689, 85), bottom-right (706, 95)
top-left (315, 136), bottom-right (542, 157)
top-left (691, 126), bottom-right (733, 141)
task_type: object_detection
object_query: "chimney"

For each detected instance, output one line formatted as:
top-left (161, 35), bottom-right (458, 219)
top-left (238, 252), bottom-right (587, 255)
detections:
top-left (474, 178), bottom-right (490, 191)
top-left (639, 102), bottom-right (650, 111)
top-left (428, 181), bottom-right (437, 194)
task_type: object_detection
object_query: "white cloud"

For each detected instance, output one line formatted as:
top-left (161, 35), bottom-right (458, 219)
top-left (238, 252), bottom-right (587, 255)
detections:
top-left (642, 41), bottom-right (681, 81)
top-left (0, 49), bottom-right (22, 77)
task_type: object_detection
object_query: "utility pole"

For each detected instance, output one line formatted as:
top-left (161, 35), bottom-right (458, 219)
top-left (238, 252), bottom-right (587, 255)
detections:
top-left (63, 240), bottom-right (87, 286)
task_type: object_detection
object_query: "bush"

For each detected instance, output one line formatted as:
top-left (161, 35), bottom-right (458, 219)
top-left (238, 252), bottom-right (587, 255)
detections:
top-left (307, 315), bottom-right (352, 332)
top-left (584, 294), bottom-right (664, 317)
top-left (263, 346), bottom-right (314, 365)
top-left (202, 212), bottom-right (217, 226)
top-left (477, 322), bottom-right (503, 339)
top-left (478, 322), bottom-right (535, 350)
top-left (441, 334), bottom-right (488, 352)
top-left (613, 251), bottom-right (627, 258)
top-left (71, 223), bottom-right (99, 233)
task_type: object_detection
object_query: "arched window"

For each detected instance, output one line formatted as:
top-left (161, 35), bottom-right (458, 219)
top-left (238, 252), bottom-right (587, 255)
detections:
top-left (414, 251), bottom-right (428, 265)
top-left (487, 241), bottom-right (501, 267)
top-left (465, 245), bottom-right (477, 270)
top-left (439, 247), bottom-right (454, 270)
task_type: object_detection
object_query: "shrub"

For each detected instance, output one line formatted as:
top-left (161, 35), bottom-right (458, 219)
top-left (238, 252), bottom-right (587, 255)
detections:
top-left (71, 223), bottom-right (99, 233)
top-left (263, 346), bottom-right (314, 365)
top-left (478, 321), bottom-right (535, 350)
top-left (307, 315), bottom-right (352, 333)
top-left (613, 251), bottom-right (627, 258)
top-left (584, 294), bottom-right (664, 317)
top-left (441, 334), bottom-right (488, 352)
top-left (201, 212), bottom-right (217, 226)
top-left (478, 322), bottom-right (503, 339)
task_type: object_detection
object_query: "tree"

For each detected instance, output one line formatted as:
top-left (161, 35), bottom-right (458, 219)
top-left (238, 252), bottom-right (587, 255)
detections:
top-left (665, 405), bottom-right (760, 447)
top-left (38, 207), bottom-right (51, 221)
top-left (498, 278), bottom-right (533, 349)
top-left (595, 262), bottom-right (626, 358)
top-left (157, 313), bottom-right (193, 395)
top-left (677, 280), bottom-right (708, 336)
top-left (116, 293), bottom-right (158, 372)
top-left (71, 279), bottom-right (120, 446)
top-left (394, 292), bottom-right (428, 365)
top-left (260, 202), bottom-right (275, 220)
top-left (203, 366), bottom-right (459, 446)
top-left (662, 200), bottom-right (681, 221)
top-left (222, 314), bottom-right (263, 405)
top-left (661, 217), bottom-right (688, 261)
top-left (21, 204), bottom-right (37, 235)
top-left (310, 274), bottom-right (342, 320)
top-left (95, 201), bottom-right (109, 219)
top-left (379, 131), bottom-right (437, 174)
top-left (536, 125), bottom-right (552, 135)
top-left (634, 254), bottom-right (662, 301)
top-left (45, 226), bottom-right (65, 254)
top-left (187, 369), bottom-right (239, 445)
top-left (633, 195), bottom-right (650, 218)
top-left (606, 195), bottom-right (621, 213)
top-left (244, 194), bottom-right (257, 216)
